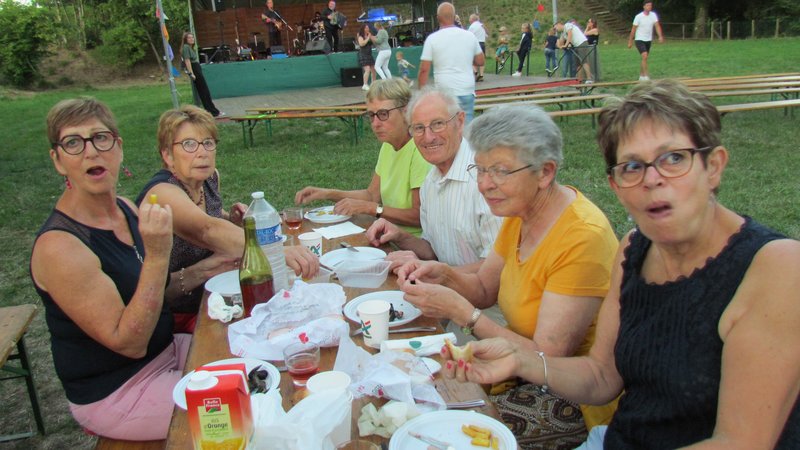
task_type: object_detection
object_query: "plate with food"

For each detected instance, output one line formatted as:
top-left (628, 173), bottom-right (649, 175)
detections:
top-left (204, 269), bottom-right (240, 297)
top-left (319, 247), bottom-right (387, 268)
top-left (172, 358), bottom-right (281, 410)
top-left (344, 291), bottom-right (421, 328)
top-left (389, 410), bottom-right (516, 450)
top-left (304, 205), bottom-right (351, 224)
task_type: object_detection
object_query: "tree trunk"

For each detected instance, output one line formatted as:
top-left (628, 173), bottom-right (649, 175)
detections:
top-left (136, 16), bottom-right (166, 74)
top-left (76, 0), bottom-right (86, 50)
top-left (693, 0), bottom-right (710, 39)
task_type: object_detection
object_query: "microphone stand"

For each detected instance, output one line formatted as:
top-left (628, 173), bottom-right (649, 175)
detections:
top-left (275, 11), bottom-right (294, 55)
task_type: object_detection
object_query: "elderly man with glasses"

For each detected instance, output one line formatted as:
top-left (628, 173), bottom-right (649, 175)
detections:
top-left (366, 84), bottom-right (505, 342)
top-left (295, 79), bottom-right (431, 237)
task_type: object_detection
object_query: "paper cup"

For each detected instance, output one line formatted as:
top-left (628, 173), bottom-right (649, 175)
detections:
top-left (307, 371), bottom-right (353, 448)
top-left (298, 232), bottom-right (322, 257)
top-left (357, 300), bottom-right (390, 349)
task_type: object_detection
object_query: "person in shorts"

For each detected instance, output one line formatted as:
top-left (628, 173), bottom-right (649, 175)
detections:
top-left (494, 26), bottom-right (510, 70)
top-left (628, 1), bottom-right (663, 81)
top-left (396, 51), bottom-right (416, 86)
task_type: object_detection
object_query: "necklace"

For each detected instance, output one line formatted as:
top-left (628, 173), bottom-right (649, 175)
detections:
top-left (178, 181), bottom-right (204, 206)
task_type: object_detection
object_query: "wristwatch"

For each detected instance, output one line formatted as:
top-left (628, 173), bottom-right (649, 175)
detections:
top-left (375, 203), bottom-right (383, 218)
top-left (461, 308), bottom-right (482, 336)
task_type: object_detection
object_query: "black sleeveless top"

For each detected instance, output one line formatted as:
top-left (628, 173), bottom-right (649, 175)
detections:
top-left (31, 199), bottom-right (174, 405)
top-left (135, 170), bottom-right (223, 313)
top-left (606, 217), bottom-right (800, 449)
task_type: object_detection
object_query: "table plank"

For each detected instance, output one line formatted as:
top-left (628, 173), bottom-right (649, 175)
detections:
top-left (0, 304), bottom-right (37, 365)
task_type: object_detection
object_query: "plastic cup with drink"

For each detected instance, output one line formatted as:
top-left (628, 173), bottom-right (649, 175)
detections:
top-left (283, 341), bottom-right (320, 386)
top-left (283, 207), bottom-right (304, 230)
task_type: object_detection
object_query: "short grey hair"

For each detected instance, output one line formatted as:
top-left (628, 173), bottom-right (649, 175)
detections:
top-left (406, 84), bottom-right (462, 124)
top-left (465, 104), bottom-right (563, 169)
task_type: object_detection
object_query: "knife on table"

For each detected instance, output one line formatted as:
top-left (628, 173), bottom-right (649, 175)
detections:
top-left (341, 242), bottom-right (360, 252)
top-left (408, 432), bottom-right (456, 450)
top-left (351, 326), bottom-right (436, 337)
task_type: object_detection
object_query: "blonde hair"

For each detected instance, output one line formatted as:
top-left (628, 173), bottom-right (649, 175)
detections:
top-left (366, 78), bottom-right (411, 109)
top-left (47, 97), bottom-right (119, 149)
top-left (396, 51), bottom-right (404, 58)
top-left (157, 105), bottom-right (218, 168)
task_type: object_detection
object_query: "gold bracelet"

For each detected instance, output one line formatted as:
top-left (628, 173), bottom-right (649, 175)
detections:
top-left (180, 268), bottom-right (188, 295)
top-left (535, 351), bottom-right (549, 394)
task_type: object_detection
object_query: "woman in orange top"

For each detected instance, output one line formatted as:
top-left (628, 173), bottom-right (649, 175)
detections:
top-left (397, 104), bottom-right (619, 449)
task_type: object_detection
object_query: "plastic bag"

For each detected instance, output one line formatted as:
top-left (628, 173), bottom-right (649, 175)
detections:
top-left (228, 282), bottom-right (349, 360)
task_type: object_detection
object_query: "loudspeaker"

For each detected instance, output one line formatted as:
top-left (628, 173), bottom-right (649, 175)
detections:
top-left (212, 0), bottom-right (226, 12)
top-left (342, 37), bottom-right (357, 52)
top-left (306, 40), bottom-right (330, 55)
top-left (341, 67), bottom-right (362, 87)
top-left (270, 45), bottom-right (286, 55)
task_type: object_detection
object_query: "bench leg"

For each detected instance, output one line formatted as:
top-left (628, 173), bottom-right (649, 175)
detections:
top-left (240, 122), bottom-right (248, 148)
top-left (0, 335), bottom-right (46, 441)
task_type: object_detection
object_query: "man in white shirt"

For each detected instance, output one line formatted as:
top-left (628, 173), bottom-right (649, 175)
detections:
top-left (418, 2), bottom-right (484, 124)
top-left (555, 20), bottom-right (593, 83)
top-left (628, 1), bottom-right (664, 81)
top-left (468, 14), bottom-right (488, 82)
top-left (366, 84), bottom-right (505, 342)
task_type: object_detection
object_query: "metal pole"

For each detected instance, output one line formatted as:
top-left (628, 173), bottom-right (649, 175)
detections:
top-left (552, 0), bottom-right (559, 65)
top-left (776, 19), bottom-right (780, 38)
top-left (158, 0), bottom-right (179, 109)
top-left (188, 0), bottom-right (196, 43)
top-left (751, 20), bottom-right (755, 39)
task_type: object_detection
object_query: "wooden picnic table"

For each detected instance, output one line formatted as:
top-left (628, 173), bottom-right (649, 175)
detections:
top-left (475, 90), bottom-right (580, 105)
top-left (230, 110), bottom-right (365, 148)
top-left (681, 72), bottom-right (799, 82)
top-left (682, 75), bottom-right (800, 87)
top-left (96, 213), bottom-right (500, 450)
top-left (689, 81), bottom-right (800, 92)
top-left (245, 105), bottom-right (367, 114)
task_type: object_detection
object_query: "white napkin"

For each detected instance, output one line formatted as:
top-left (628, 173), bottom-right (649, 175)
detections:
top-left (313, 222), bottom-right (366, 240)
top-left (207, 291), bottom-right (243, 323)
top-left (379, 332), bottom-right (458, 357)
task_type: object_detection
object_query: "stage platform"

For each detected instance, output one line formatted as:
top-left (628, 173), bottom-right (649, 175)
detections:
top-left (213, 72), bottom-right (579, 117)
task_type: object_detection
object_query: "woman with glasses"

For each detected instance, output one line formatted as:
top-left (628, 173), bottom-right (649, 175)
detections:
top-left (442, 80), bottom-right (800, 450)
top-left (136, 105), bottom-right (318, 333)
top-left (397, 103), bottom-right (619, 449)
top-left (295, 79), bottom-right (432, 237)
top-left (30, 98), bottom-right (187, 439)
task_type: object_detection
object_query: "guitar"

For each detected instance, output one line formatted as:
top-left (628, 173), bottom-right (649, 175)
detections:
top-left (262, 12), bottom-right (283, 30)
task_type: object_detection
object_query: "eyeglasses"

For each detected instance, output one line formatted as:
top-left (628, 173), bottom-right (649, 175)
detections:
top-left (172, 138), bottom-right (218, 153)
top-left (53, 131), bottom-right (118, 155)
top-left (467, 163), bottom-right (533, 185)
top-left (363, 105), bottom-right (405, 122)
top-left (606, 147), bottom-right (712, 188)
top-left (408, 113), bottom-right (459, 137)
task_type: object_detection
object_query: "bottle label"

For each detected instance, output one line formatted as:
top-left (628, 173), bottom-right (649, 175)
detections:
top-left (256, 223), bottom-right (282, 246)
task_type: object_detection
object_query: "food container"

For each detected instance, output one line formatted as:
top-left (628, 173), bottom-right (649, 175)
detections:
top-left (288, 266), bottom-right (334, 287)
top-left (334, 260), bottom-right (392, 288)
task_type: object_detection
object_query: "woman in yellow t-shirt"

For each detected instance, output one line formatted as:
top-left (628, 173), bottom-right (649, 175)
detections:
top-left (397, 104), bottom-right (618, 449)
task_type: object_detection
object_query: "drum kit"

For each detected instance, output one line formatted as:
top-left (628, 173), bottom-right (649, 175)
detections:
top-left (303, 22), bottom-right (326, 48)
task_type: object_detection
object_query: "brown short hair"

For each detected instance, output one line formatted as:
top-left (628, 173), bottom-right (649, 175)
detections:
top-left (597, 79), bottom-right (721, 168)
top-left (47, 97), bottom-right (119, 148)
top-left (366, 78), bottom-right (411, 109)
top-left (157, 105), bottom-right (218, 168)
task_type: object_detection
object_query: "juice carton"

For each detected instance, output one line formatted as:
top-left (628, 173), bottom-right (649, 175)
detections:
top-left (186, 363), bottom-right (254, 450)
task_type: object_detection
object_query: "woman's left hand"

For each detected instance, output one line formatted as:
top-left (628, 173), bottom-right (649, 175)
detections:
top-left (400, 279), bottom-right (471, 321)
top-left (228, 203), bottom-right (247, 226)
top-left (284, 245), bottom-right (320, 278)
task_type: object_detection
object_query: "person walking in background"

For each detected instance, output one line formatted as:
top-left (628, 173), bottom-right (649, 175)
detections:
top-left (181, 32), bottom-right (223, 118)
top-left (357, 23), bottom-right (376, 91)
top-left (512, 23), bottom-right (532, 77)
top-left (468, 14), bottom-right (488, 82)
top-left (418, 2), bottom-right (484, 124)
top-left (629, 1), bottom-right (663, 81)
top-left (555, 20), bottom-right (592, 83)
top-left (494, 26), bottom-right (510, 71)
top-left (396, 51), bottom-right (416, 86)
top-left (544, 28), bottom-right (559, 75)
top-left (373, 22), bottom-right (393, 80)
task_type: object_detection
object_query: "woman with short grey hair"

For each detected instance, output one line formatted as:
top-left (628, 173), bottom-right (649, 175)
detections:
top-left (397, 104), bottom-right (620, 448)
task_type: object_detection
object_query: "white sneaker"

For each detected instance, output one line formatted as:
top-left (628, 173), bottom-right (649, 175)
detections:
top-left (409, 80), bottom-right (414, 87)
top-left (585, 80), bottom-right (594, 84)
top-left (512, 71), bottom-right (522, 77)
top-left (642, 76), bottom-right (650, 81)
top-left (362, 84), bottom-right (370, 91)
top-left (638, 76), bottom-right (645, 81)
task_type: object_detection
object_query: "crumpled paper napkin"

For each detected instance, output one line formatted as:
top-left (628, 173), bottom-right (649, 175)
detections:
top-left (207, 291), bottom-right (243, 323)
top-left (313, 222), bottom-right (366, 240)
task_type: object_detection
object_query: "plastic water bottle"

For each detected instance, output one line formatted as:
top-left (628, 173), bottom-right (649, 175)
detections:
top-left (244, 191), bottom-right (288, 292)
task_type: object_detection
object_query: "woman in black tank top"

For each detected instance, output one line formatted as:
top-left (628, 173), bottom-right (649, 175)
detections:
top-left (440, 81), bottom-right (800, 449)
top-left (30, 98), bottom-right (189, 440)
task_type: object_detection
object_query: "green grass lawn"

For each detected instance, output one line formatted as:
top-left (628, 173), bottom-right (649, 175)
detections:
top-left (1, 37), bottom-right (799, 449)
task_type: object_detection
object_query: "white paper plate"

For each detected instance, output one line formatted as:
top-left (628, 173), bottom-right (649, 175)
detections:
top-left (204, 269), bottom-right (240, 297)
top-left (172, 358), bottom-right (281, 410)
top-left (304, 206), bottom-right (351, 224)
top-left (389, 410), bottom-right (517, 450)
top-left (319, 247), bottom-right (387, 268)
top-left (344, 290), bottom-right (421, 327)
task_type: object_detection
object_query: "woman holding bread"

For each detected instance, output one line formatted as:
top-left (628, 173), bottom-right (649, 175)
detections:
top-left (397, 104), bottom-right (619, 449)
top-left (442, 81), bottom-right (800, 449)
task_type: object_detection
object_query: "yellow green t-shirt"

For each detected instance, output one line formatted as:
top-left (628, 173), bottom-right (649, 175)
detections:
top-left (374, 139), bottom-right (432, 237)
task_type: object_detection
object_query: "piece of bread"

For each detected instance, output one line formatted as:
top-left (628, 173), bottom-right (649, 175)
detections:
top-left (444, 338), bottom-right (473, 363)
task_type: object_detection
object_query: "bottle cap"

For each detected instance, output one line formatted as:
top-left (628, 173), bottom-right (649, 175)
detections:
top-left (187, 371), bottom-right (218, 390)
top-left (251, 191), bottom-right (265, 199)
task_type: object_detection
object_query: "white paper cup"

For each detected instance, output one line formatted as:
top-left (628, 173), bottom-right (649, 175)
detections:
top-left (298, 232), bottom-right (323, 257)
top-left (357, 300), bottom-right (390, 349)
top-left (307, 372), bottom-right (353, 448)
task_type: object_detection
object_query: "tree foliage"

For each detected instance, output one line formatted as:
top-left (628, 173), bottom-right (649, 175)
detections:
top-left (0, 0), bottom-right (55, 86)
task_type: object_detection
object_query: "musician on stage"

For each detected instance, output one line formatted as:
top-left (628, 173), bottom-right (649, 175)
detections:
top-left (261, 0), bottom-right (282, 48)
top-left (322, 0), bottom-right (341, 53)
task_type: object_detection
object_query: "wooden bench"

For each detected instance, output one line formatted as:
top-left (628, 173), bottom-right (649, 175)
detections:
top-left (476, 86), bottom-right (551, 98)
top-left (690, 81), bottom-right (800, 92)
top-left (683, 72), bottom-right (799, 82)
top-left (230, 110), bottom-right (365, 147)
top-left (703, 88), bottom-right (800, 103)
top-left (245, 105), bottom-right (367, 114)
top-left (683, 75), bottom-right (800, 86)
top-left (475, 90), bottom-right (580, 105)
top-left (575, 77), bottom-right (692, 94)
top-left (717, 99), bottom-right (800, 117)
top-left (0, 305), bottom-right (45, 442)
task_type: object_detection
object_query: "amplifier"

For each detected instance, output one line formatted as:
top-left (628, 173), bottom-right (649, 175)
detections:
top-left (306, 39), bottom-right (330, 55)
top-left (341, 67), bottom-right (362, 87)
top-left (342, 37), bottom-right (357, 52)
top-left (270, 45), bottom-right (286, 55)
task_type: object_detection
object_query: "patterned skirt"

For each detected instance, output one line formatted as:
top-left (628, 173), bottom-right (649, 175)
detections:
top-left (491, 383), bottom-right (588, 450)
top-left (358, 52), bottom-right (375, 67)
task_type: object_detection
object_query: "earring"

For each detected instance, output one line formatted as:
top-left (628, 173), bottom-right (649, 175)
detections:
top-left (64, 176), bottom-right (72, 189)
top-left (122, 164), bottom-right (131, 178)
